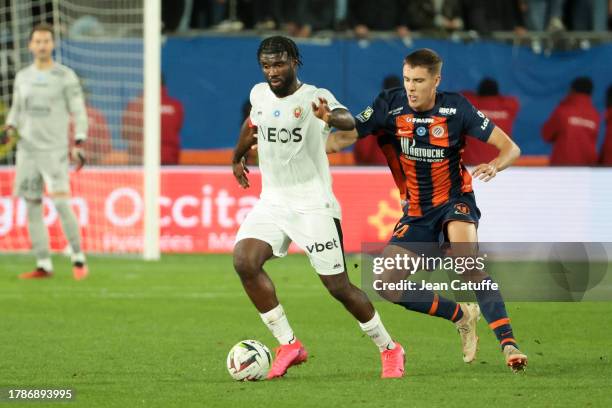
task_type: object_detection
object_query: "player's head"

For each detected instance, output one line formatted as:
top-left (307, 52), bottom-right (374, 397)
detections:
top-left (477, 77), bottom-right (499, 96)
top-left (570, 76), bottom-right (593, 96)
top-left (403, 49), bottom-right (442, 111)
top-left (257, 36), bottom-right (302, 97)
top-left (29, 23), bottom-right (55, 62)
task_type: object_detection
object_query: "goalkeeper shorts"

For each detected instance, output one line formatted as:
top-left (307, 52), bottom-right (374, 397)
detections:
top-left (13, 148), bottom-right (71, 199)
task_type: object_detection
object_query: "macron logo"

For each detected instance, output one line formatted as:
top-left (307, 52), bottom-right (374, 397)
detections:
top-left (306, 239), bottom-right (339, 253)
top-left (439, 107), bottom-right (457, 115)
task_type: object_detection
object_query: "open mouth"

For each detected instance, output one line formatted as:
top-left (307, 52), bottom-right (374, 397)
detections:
top-left (269, 78), bottom-right (282, 86)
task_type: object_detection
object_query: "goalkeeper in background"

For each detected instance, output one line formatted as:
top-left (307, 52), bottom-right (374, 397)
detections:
top-left (1, 23), bottom-right (89, 280)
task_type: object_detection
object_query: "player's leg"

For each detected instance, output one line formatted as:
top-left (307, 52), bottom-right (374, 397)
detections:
top-left (377, 220), bottom-right (480, 363)
top-left (50, 191), bottom-right (86, 279)
top-left (233, 205), bottom-right (306, 379)
top-left (319, 271), bottom-right (405, 378)
top-left (42, 149), bottom-right (87, 279)
top-left (380, 222), bottom-right (467, 324)
top-left (292, 216), bottom-right (404, 378)
top-left (14, 149), bottom-right (52, 278)
top-left (446, 220), bottom-right (527, 371)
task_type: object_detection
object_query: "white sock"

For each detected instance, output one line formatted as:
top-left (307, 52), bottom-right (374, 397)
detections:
top-left (71, 252), bottom-right (86, 264)
top-left (37, 258), bottom-right (53, 272)
top-left (359, 311), bottom-right (395, 352)
top-left (260, 304), bottom-right (295, 345)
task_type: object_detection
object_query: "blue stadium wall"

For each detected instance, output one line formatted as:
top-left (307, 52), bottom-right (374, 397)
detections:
top-left (72, 37), bottom-right (612, 155)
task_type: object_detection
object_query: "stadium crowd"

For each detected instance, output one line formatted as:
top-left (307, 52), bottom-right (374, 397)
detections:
top-left (162, 0), bottom-right (612, 36)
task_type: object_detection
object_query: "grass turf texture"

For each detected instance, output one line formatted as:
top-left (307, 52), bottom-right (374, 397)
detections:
top-left (1, 254), bottom-right (610, 407)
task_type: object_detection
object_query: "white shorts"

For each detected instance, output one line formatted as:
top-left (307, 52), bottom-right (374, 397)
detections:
top-left (13, 148), bottom-right (71, 199)
top-left (235, 202), bottom-right (346, 275)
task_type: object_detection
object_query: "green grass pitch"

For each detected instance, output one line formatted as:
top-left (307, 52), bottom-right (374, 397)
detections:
top-left (1, 254), bottom-right (611, 407)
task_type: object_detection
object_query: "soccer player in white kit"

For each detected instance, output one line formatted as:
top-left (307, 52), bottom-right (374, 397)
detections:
top-left (2, 23), bottom-right (89, 280)
top-left (231, 36), bottom-right (405, 379)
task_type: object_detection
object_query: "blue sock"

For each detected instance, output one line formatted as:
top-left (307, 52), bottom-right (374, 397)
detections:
top-left (396, 289), bottom-right (463, 322)
top-left (474, 277), bottom-right (519, 350)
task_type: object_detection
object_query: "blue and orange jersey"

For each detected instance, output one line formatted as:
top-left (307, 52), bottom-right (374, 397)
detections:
top-left (355, 88), bottom-right (495, 217)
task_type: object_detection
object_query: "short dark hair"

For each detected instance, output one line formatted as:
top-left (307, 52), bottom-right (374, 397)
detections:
top-left (477, 78), bottom-right (499, 96)
top-left (570, 76), bottom-right (593, 95)
top-left (29, 23), bottom-right (54, 41)
top-left (257, 36), bottom-right (302, 66)
top-left (404, 48), bottom-right (442, 75)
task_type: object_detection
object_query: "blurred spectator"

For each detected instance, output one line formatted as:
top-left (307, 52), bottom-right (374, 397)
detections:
top-left (462, 78), bottom-right (520, 165)
top-left (353, 75), bottom-right (401, 165)
top-left (524, 0), bottom-right (566, 31)
top-left (348, 0), bottom-right (411, 39)
top-left (191, 0), bottom-right (228, 29)
top-left (570, 0), bottom-right (608, 31)
top-left (406, 0), bottom-right (464, 32)
top-left (122, 78), bottom-right (185, 165)
top-left (463, 0), bottom-right (527, 34)
top-left (252, 0), bottom-right (283, 30)
top-left (334, 0), bottom-right (349, 30)
top-left (283, 0), bottom-right (335, 37)
top-left (599, 85), bottom-right (612, 166)
top-left (542, 77), bottom-right (600, 166)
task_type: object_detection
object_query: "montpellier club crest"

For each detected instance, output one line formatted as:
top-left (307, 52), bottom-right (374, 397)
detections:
top-left (431, 125), bottom-right (445, 138)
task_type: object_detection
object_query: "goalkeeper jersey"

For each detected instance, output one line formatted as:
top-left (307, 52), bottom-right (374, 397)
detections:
top-left (6, 63), bottom-right (88, 152)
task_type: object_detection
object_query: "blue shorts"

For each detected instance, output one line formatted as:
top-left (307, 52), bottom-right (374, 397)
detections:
top-left (390, 192), bottom-right (481, 244)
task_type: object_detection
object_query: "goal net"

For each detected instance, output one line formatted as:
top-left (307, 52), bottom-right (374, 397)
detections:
top-left (0, 0), bottom-right (158, 256)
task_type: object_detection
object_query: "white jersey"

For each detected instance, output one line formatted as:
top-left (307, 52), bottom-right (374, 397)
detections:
top-left (249, 82), bottom-right (345, 218)
top-left (6, 63), bottom-right (88, 152)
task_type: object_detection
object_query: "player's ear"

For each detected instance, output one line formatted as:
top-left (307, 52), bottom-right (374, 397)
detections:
top-left (434, 75), bottom-right (441, 87)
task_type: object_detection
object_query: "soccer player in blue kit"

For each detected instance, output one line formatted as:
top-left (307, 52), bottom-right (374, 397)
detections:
top-left (328, 48), bottom-right (528, 371)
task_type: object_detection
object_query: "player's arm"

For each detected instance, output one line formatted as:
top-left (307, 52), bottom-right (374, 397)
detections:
top-left (326, 128), bottom-right (358, 153)
top-left (231, 118), bottom-right (257, 189)
top-left (472, 126), bottom-right (521, 182)
top-left (65, 71), bottom-right (89, 170)
top-left (2, 75), bottom-right (21, 144)
top-left (312, 97), bottom-right (355, 131)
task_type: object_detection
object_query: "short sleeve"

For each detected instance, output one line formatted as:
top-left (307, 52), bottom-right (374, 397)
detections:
top-left (355, 92), bottom-right (389, 139)
top-left (460, 95), bottom-right (495, 142)
top-left (314, 88), bottom-right (346, 111)
top-left (248, 84), bottom-right (263, 127)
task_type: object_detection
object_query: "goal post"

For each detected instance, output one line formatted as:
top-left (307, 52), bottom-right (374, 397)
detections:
top-left (143, 0), bottom-right (160, 260)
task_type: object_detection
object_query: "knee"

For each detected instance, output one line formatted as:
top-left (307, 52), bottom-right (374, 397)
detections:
top-left (232, 251), bottom-right (264, 279)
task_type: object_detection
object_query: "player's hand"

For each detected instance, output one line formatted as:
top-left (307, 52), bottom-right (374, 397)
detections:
top-left (471, 163), bottom-right (497, 182)
top-left (232, 157), bottom-right (250, 189)
top-left (312, 97), bottom-right (331, 124)
top-left (71, 146), bottom-right (86, 172)
top-left (0, 125), bottom-right (15, 145)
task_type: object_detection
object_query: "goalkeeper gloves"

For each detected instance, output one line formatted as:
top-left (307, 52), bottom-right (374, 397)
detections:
top-left (71, 140), bottom-right (86, 171)
top-left (0, 126), bottom-right (15, 145)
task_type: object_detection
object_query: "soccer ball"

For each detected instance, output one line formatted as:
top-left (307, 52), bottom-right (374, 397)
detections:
top-left (226, 339), bottom-right (272, 381)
